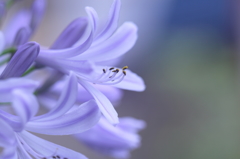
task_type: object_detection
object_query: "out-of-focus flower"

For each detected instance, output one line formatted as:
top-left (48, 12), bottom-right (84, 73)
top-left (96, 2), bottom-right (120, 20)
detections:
top-left (75, 117), bottom-right (146, 158)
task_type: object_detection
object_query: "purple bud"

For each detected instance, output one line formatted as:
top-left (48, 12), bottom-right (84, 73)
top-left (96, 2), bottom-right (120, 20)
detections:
top-left (13, 27), bottom-right (31, 47)
top-left (30, 0), bottom-right (46, 33)
top-left (51, 17), bottom-right (88, 49)
top-left (4, 9), bottom-right (32, 47)
top-left (0, 2), bottom-right (5, 21)
top-left (0, 42), bottom-right (40, 79)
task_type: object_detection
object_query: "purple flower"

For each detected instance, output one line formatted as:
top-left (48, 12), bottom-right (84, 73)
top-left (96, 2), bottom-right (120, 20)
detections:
top-left (75, 117), bottom-right (146, 158)
top-left (0, 73), bottom-right (101, 158)
top-left (36, 0), bottom-right (145, 125)
top-left (0, 0), bottom-right (146, 158)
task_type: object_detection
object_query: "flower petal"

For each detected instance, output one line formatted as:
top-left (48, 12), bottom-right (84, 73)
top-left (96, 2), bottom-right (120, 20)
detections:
top-left (0, 119), bottom-right (16, 147)
top-left (77, 84), bottom-right (123, 104)
top-left (85, 7), bottom-right (99, 34)
top-left (118, 117), bottom-right (146, 133)
top-left (46, 79), bottom-right (123, 104)
top-left (33, 72), bottom-right (77, 121)
top-left (39, 25), bottom-right (93, 58)
top-left (0, 119), bottom-right (17, 159)
top-left (114, 69), bottom-right (146, 92)
top-left (0, 42), bottom-right (40, 79)
top-left (0, 78), bottom-right (38, 102)
top-left (73, 22), bottom-right (138, 62)
top-left (0, 2), bottom-right (5, 21)
top-left (4, 9), bottom-right (32, 47)
top-left (30, 0), bottom-right (46, 32)
top-left (12, 89), bottom-right (39, 130)
top-left (0, 110), bottom-right (22, 131)
top-left (19, 131), bottom-right (88, 159)
top-left (13, 27), bottom-right (31, 46)
top-left (78, 78), bottom-right (119, 125)
top-left (26, 100), bottom-right (101, 135)
top-left (51, 17), bottom-right (88, 49)
top-left (37, 56), bottom-right (92, 74)
top-left (75, 117), bottom-right (144, 158)
top-left (94, 0), bottom-right (121, 45)
top-left (0, 31), bottom-right (5, 53)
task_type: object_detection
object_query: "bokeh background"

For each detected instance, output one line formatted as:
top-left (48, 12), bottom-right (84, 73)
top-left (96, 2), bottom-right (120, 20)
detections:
top-left (24, 0), bottom-right (240, 158)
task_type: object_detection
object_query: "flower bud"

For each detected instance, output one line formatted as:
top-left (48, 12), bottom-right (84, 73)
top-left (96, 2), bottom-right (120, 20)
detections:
top-left (0, 42), bottom-right (40, 79)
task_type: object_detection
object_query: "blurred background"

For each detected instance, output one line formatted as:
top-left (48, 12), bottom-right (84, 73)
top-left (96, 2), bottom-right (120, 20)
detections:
top-left (31, 0), bottom-right (240, 159)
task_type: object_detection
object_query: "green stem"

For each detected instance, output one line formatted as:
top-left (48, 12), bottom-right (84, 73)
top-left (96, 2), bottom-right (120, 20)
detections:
top-left (22, 66), bottom-right (36, 76)
top-left (6, 0), bottom-right (15, 9)
top-left (0, 57), bottom-right (10, 66)
top-left (0, 47), bottom-right (16, 56)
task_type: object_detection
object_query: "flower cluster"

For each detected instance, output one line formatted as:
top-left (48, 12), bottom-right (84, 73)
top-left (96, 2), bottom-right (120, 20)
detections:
top-left (0, 0), bottom-right (146, 158)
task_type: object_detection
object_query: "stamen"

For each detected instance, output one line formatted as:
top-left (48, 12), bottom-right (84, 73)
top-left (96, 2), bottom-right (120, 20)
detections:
top-left (112, 69), bottom-right (119, 73)
top-left (102, 73), bottom-right (125, 85)
top-left (122, 66), bottom-right (128, 70)
top-left (95, 67), bottom-right (111, 82)
top-left (109, 71), bottom-right (118, 79)
top-left (103, 69), bottom-right (106, 73)
top-left (93, 66), bottom-right (128, 85)
top-left (123, 70), bottom-right (126, 75)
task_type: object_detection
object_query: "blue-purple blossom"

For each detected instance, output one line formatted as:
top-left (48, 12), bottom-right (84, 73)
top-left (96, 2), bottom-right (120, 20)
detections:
top-left (36, 0), bottom-right (145, 125)
top-left (75, 117), bottom-right (146, 158)
top-left (0, 73), bottom-right (100, 158)
top-left (0, 0), bottom-right (146, 158)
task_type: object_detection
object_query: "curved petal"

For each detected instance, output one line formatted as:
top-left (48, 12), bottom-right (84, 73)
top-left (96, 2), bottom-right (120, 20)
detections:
top-left (75, 117), bottom-right (143, 158)
top-left (85, 7), bottom-right (99, 34)
top-left (77, 84), bottom-right (123, 104)
top-left (47, 79), bottom-right (123, 104)
top-left (36, 56), bottom-right (93, 75)
top-left (51, 17), bottom-right (88, 49)
top-left (16, 138), bottom-right (33, 159)
top-left (33, 72), bottom-right (77, 121)
top-left (13, 27), bottom-right (31, 46)
top-left (39, 30), bottom-right (93, 58)
top-left (19, 131), bottom-right (88, 159)
top-left (4, 9), bottom-right (32, 47)
top-left (114, 69), bottom-right (146, 92)
top-left (26, 100), bottom-right (101, 135)
top-left (0, 119), bottom-right (16, 146)
top-left (12, 89), bottom-right (39, 129)
top-left (78, 78), bottom-right (119, 125)
top-left (0, 2), bottom-right (5, 21)
top-left (118, 117), bottom-right (146, 133)
top-left (94, 0), bottom-right (121, 45)
top-left (73, 22), bottom-right (138, 62)
top-left (0, 31), bottom-right (5, 52)
top-left (30, 0), bottom-right (46, 32)
top-left (0, 119), bottom-right (18, 159)
top-left (0, 110), bottom-right (22, 131)
top-left (0, 78), bottom-right (39, 102)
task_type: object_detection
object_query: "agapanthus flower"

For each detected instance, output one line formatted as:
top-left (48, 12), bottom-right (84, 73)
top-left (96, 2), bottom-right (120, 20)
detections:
top-left (0, 0), bottom-right (146, 158)
top-left (36, 0), bottom-right (145, 125)
top-left (0, 73), bottom-right (100, 158)
top-left (75, 117), bottom-right (146, 159)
